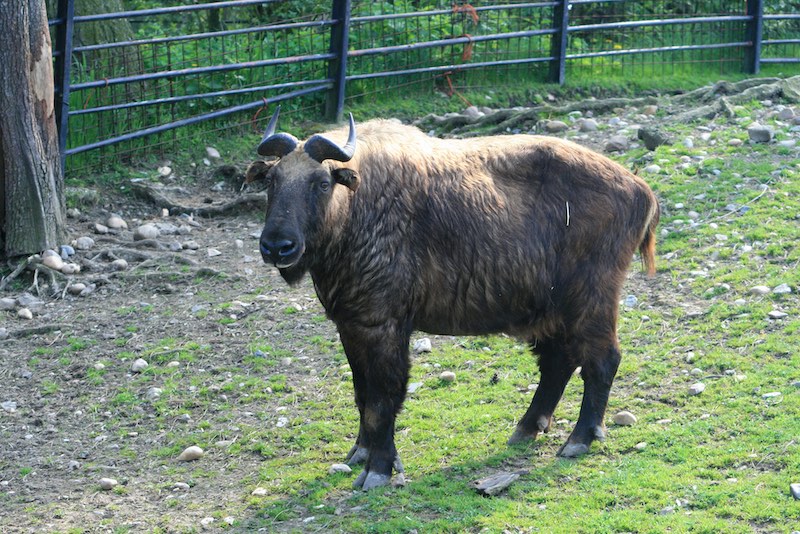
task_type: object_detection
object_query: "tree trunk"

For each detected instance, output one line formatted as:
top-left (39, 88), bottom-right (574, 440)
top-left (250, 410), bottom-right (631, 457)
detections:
top-left (0, 0), bottom-right (66, 260)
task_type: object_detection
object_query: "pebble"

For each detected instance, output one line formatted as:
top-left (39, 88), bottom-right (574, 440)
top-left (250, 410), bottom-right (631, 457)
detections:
top-left (791, 483), bottom-right (800, 500)
top-left (276, 416), bottom-right (289, 428)
top-left (66, 207), bottom-right (81, 218)
top-left (762, 392), bottom-right (781, 399)
top-left (623, 295), bottom-right (638, 308)
top-left (94, 362), bottom-right (105, 370)
top-left (642, 105), bottom-right (658, 115)
top-left (206, 146), bottom-right (221, 159)
top-left (413, 338), bottom-right (432, 353)
top-left (407, 382), bottom-right (423, 394)
top-left (207, 248), bottom-right (222, 257)
top-left (644, 164), bottom-right (661, 173)
top-left (747, 123), bottom-right (774, 143)
top-left (1, 401), bottom-right (17, 412)
top-left (133, 224), bottom-right (160, 241)
top-left (200, 517), bottom-right (214, 529)
top-left (728, 138), bottom-right (744, 147)
top-left (60, 245), bottom-right (75, 259)
top-left (177, 445), bottom-right (204, 462)
top-left (183, 240), bottom-right (200, 250)
top-left (328, 463), bottom-right (352, 475)
top-left (158, 166), bottom-right (172, 177)
top-left (605, 135), bottom-right (629, 152)
top-left (579, 118), bottom-right (598, 132)
top-left (768, 310), bottom-right (788, 319)
top-left (106, 215), bottom-right (128, 230)
top-left (68, 283), bottom-right (86, 295)
top-left (773, 283), bottom-right (792, 294)
top-left (750, 285), bottom-right (771, 295)
top-left (463, 106), bottom-right (483, 119)
top-left (439, 371), bottom-right (456, 382)
top-left (0, 328), bottom-right (7, 340)
top-left (17, 308), bottom-right (33, 320)
top-left (42, 254), bottom-right (64, 271)
top-left (688, 382), bottom-right (706, 395)
top-left (634, 442), bottom-right (647, 451)
top-left (73, 236), bottom-right (95, 250)
top-left (0, 297), bottom-right (16, 310)
top-left (251, 487), bottom-right (267, 496)
top-left (131, 358), bottom-right (149, 373)
top-left (110, 259), bottom-right (128, 271)
top-left (173, 482), bottom-right (190, 491)
top-left (92, 223), bottom-right (109, 234)
top-left (61, 263), bottom-right (80, 275)
top-left (683, 137), bottom-right (694, 148)
top-left (79, 284), bottom-right (96, 297)
top-left (146, 387), bottom-right (163, 401)
top-left (612, 411), bottom-right (637, 426)
top-left (98, 478), bottom-right (118, 490)
top-left (545, 120), bottom-right (569, 133)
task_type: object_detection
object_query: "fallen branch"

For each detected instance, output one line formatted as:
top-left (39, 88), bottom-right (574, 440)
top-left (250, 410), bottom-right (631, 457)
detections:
top-left (5, 324), bottom-right (72, 338)
top-left (130, 181), bottom-right (267, 217)
top-left (0, 255), bottom-right (37, 291)
top-left (473, 469), bottom-right (529, 496)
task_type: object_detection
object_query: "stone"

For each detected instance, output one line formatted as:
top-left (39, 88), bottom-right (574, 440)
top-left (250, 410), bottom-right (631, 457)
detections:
top-left (634, 442), bottom-right (647, 451)
top-left (413, 338), bottom-right (432, 353)
top-left (0, 297), bottom-right (16, 310)
top-left (605, 135), bottom-right (629, 152)
top-left (207, 248), bottom-right (222, 257)
top-left (131, 358), bottom-right (149, 373)
top-left (106, 215), bottom-right (128, 230)
top-left (42, 253), bottom-right (64, 271)
top-left (61, 263), bottom-right (80, 275)
top-left (773, 283), bottom-right (792, 294)
top-left (68, 283), bottom-right (86, 296)
top-left (17, 308), bottom-right (33, 320)
top-left (791, 483), bottom-right (800, 500)
top-left (60, 245), bottom-right (75, 259)
top-left (177, 445), bottom-right (204, 462)
top-left (638, 127), bottom-right (670, 150)
top-left (463, 106), bottom-right (483, 119)
top-left (0, 328), bottom-right (7, 340)
top-left (407, 382), bottom-right (423, 394)
top-left (158, 166), bottom-right (172, 177)
top-left (768, 310), bottom-right (788, 319)
top-left (728, 138), bottom-right (743, 147)
top-left (642, 104), bottom-right (658, 115)
top-left (439, 371), bottom-right (456, 382)
top-left (73, 236), bottom-right (95, 250)
top-left (579, 118), bottom-right (598, 132)
top-left (200, 517), bottom-right (214, 529)
top-left (688, 382), bottom-right (706, 395)
top-left (750, 285), bottom-right (771, 295)
top-left (1, 401), bottom-right (17, 412)
top-left (747, 123), bottom-right (774, 143)
top-left (328, 463), bottom-right (352, 475)
top-left (99, 478), bottom-right (118, 490)
top-left (206, 146), bottom-right (221, 159)
top-left (146, 387), bottom-right (163, 401)
top-left (761, 392), bottom-right (781, 399)
top-left (612, 411), bottom-right (637, 426)
top-left (133, 224), bottom-right (160, 241)
top-left (545, 120), bottom-right (569, 133)
top-left (623, 295), bottom-right (638, 308)
top-left (251, 487), bottom-right (267, 496)
top-left (110, 259), bottom-right (128, 271)
top-left (644, 164), bottom-right (661, 174)
top-left (92, 223), bottom-right (109, 234)
top-left (173, 482), bottom-right (190, 491)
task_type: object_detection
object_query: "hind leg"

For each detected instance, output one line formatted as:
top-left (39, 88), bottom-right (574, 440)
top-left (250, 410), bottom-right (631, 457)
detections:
top-left (508, 338), bottom-right (577, 445)
top-left (557, 340), bottom-right (621, 457)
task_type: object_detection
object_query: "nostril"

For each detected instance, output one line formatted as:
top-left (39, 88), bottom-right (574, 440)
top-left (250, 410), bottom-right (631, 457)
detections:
top-left (262, 239), bottom-right (296, 258)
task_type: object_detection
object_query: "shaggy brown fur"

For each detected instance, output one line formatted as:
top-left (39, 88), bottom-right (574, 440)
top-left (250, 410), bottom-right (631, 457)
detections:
top-left (247, 118), bottom-right (660, 490)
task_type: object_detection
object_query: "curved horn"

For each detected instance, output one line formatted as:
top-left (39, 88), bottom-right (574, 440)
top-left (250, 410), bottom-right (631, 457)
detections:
top-left (303, 113), bottom-right (357, 163)
top-left (257, 106), bottom-right (299, 157)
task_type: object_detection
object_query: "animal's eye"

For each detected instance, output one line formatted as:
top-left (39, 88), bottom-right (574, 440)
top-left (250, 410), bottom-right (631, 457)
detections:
top-left (319, 179), bottom-right (331, 192)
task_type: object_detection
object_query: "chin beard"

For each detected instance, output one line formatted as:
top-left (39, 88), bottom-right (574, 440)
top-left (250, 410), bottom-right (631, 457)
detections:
top-left (278, 262), bottom-right (308, 286)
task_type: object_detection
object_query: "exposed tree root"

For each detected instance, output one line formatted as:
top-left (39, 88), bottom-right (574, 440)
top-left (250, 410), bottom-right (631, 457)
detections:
top-left (129, 181), bottom-right (267, 217)
top-left (0, 255), bottom-right (37, 291)
top-left (5, 324), bottom-right (72, 338)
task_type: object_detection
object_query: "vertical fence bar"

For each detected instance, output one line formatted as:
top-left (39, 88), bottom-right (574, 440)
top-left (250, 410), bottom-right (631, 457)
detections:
top-left (549, 0), bottom-right (569, 84)
top-left (53, 0), bottom-right (75, 169)
top-left (745, 0), bottom-right (763, 74)
top-left (325, 0), bottom-right (351, 123)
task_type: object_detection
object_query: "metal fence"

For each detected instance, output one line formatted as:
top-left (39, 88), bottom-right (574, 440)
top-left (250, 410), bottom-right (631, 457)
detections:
top-left (48, 0), bottom-right (800, 174)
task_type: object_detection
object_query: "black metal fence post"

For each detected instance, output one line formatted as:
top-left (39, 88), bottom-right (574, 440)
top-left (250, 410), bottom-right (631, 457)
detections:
top-left (745, 0), bottom-right (763, 74)
top-left (325, 0), bottom-right (351, 123)
top-left (549, 0), bottom-right (569, 84)
top-left (53, 0), bottom-right (75, 169)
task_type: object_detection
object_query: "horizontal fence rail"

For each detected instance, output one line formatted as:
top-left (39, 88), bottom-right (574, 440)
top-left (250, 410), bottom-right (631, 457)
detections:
top-left (47, 0), bottom-right (800, 173)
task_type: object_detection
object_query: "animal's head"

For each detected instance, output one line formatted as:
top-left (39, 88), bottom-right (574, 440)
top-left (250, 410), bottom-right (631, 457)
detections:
top-left (246, 107), bottom-right (360, 284)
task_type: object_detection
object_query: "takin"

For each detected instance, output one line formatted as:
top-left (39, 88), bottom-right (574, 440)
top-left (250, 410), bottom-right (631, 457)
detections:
top-left (245, 109), bottom-right (660, 491)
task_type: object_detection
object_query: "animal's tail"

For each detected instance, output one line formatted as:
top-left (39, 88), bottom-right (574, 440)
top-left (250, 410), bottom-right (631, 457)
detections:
top-left (639, 197), bottom-right (660, 277)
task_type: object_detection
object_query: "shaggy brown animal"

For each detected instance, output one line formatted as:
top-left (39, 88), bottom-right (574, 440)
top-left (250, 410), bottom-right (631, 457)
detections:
top-left (246, 110), bottom-right (659, 491)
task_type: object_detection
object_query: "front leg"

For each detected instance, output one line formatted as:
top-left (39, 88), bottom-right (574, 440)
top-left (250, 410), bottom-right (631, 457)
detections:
top-left (338, 320), bottom-right (411, 490)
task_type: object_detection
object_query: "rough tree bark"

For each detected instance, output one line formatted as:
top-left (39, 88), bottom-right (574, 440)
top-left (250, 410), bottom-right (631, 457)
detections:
top-left (0, 0), bottom-right (66, 260)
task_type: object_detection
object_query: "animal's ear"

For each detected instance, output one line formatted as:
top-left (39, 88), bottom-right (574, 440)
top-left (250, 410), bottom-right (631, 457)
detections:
top-left (244, 160), bottom-right (277, 185)
top-left (332, 168), bottom-right (360, 192)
